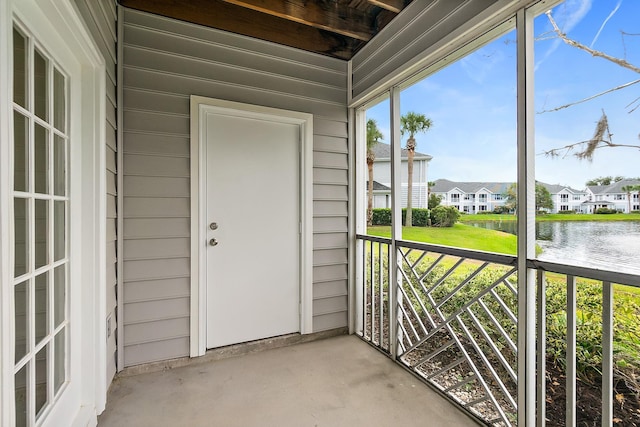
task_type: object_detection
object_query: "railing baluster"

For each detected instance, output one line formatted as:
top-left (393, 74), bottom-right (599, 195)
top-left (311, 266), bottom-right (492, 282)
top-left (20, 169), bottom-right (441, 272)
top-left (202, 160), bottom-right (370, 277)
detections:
top-left (602, 281), bottom-right (613, 427)
top-left (537, 271), bottom-right (546, 427)
top-left (369, 240), bottom-right (374, 340)
top-left (566, 275), bottom-right (576, 427)
top-left (378, 241), bottom-right (384, 348)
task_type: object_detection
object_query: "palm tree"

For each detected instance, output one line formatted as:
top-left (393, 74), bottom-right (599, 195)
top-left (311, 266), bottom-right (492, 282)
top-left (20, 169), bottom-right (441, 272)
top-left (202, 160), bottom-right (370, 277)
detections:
top-left (366, 119), bottom-right (383, 226)
top-left (622, 184), bottom-right (635, 213)
top-left (400, 112), bottom-right (433, 226)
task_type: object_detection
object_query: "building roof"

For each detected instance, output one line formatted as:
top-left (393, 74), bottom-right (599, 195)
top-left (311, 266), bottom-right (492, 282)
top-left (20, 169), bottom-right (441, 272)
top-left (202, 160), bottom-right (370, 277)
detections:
top-left (371, 181), bottom-right (390, 191)
top-left (587, 178), bottom-right (640, 195)
top-left (432, 179), bottom-right (586, 195)
top-left (430, 179), bottom-right (512, 195)
top-left (537, 182), bottom-right (584, 194)
top-left (371, 142), bottom-right (432, 161)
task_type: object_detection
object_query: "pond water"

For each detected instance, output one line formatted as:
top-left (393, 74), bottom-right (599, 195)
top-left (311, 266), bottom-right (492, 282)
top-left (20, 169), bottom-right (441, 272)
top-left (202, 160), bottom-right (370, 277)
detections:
top-left (468, 220), bottom-right (640, 275)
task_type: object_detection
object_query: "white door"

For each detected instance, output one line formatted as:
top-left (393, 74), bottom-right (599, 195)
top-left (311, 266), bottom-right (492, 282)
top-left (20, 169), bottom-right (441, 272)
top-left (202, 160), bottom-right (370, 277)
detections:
top-left (3, 1), bottom-right (106, 425)
top-left (205, 111), bottom-right (301, 348)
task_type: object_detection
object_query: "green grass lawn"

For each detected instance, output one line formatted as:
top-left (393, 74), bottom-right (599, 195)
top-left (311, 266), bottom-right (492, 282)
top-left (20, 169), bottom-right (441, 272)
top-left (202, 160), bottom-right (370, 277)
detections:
top-left (367, 224), bottom-right (518, 255)
top-left (457, 213), bottom-right (640, 222)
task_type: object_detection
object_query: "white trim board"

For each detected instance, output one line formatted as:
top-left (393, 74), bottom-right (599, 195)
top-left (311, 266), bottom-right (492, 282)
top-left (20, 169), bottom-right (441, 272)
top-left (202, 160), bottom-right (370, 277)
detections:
top-left (189, 96), bottom-right (313, 357)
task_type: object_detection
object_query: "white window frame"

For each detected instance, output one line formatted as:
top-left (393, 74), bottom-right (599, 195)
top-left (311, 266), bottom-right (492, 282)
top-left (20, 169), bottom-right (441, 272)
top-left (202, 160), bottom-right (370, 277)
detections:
top-left (1, 0), bottom-right (107, 425)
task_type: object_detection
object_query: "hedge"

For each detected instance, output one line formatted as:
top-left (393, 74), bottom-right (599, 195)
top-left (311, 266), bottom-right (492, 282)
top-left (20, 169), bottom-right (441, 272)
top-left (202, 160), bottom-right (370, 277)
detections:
top-left (371, 208), bottom-right (430, 226)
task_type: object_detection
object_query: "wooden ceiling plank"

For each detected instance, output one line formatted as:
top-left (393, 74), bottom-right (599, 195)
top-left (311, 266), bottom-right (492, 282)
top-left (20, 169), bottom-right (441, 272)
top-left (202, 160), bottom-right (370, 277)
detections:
top-left (221, 0), bottom-right (374, 41)
top-left (366, 0), bottom-right (403, 13)
top-left (120, 0), bottom-right (358, 59)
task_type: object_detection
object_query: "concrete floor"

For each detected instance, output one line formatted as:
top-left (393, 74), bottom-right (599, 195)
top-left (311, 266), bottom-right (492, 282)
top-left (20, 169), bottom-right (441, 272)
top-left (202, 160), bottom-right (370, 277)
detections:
top-left (98, 335), bottom-right (481, 427)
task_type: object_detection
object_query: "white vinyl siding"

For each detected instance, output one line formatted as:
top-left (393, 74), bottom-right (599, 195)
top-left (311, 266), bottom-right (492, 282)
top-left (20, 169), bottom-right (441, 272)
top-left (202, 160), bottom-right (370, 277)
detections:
top-left (73, 0), bottom-right (118, 384)
top-left (122, 8), bottom-right (348, 366)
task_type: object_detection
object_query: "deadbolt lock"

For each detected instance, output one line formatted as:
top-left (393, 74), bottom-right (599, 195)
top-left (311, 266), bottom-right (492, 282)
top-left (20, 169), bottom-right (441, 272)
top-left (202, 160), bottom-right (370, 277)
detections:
top-left (209, 238), bottom-right (218, 247)
top-left (209, 222), bottom-right (218, 230)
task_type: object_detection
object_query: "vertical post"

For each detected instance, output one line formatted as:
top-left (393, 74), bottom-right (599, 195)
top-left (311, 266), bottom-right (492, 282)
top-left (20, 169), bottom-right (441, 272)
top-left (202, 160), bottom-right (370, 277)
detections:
top-left (566, 275), bottom-right (576, 427)
top-left (389, 86), bottom-right (401, 359)
top-left (352, 108), bottom-right (366, 336)
top-left (516, 8), bottom-right (536, 427)
top-left (536, 271), bottom-right (546, 427)
top-left (602, 281), bottom-right (613, 427)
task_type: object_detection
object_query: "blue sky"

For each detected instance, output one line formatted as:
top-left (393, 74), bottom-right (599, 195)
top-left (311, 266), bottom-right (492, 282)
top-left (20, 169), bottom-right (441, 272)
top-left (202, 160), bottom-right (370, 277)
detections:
top-left (366, 0), bottom-right (639, 190)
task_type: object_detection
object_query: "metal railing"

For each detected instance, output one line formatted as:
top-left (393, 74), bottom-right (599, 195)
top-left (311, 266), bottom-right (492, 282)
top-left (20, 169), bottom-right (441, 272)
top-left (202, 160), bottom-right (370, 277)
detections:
top-left (356, 234), bottom-right (640, 427)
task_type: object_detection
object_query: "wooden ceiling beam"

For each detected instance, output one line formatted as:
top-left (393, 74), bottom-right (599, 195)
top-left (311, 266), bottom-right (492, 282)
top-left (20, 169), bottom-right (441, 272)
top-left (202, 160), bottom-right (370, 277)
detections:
top-left (121, 0), bottom-right (359, 59)
top-left (366, 0), bottom-right (404, 14)
top-left (222, 0), bottom-right (375, 41)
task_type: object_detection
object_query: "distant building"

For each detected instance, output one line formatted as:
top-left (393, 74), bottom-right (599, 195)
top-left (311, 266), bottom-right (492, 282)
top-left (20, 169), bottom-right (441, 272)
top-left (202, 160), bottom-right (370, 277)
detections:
top-left (431, 179), bottom-right (589, 214)
top-left (430, 179), bottom-right (512, 214)
top-left (369, 142), bottom-right (432, 209)
top-left (584, 179), bottom-right (640, 213)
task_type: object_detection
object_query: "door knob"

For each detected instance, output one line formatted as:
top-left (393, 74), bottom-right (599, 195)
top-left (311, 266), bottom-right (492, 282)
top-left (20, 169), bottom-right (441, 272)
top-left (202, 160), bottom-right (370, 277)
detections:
top-left (210, 222), bottom-right (218, 230)
top-left (209, 238), bottom-right (218, 247)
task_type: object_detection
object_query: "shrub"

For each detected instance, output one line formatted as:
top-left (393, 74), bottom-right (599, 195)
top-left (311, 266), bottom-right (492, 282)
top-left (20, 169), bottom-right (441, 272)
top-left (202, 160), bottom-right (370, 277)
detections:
top-left (371, 208), bottom-right (431, 226)
top-left (371, 208), bottom-right (391, 225)
top-left (556, 210), bottom-right (575, 214)
top-left (632, 210), bottom-right (640, 214)
top-left (595, 208), bottom-right (617, 214)
top-left (477, 211), bottom-right (494, 215)
top-left (493, 206), bottom-right (509, 214)
top-left (430, 205), bottom-right (460, 227)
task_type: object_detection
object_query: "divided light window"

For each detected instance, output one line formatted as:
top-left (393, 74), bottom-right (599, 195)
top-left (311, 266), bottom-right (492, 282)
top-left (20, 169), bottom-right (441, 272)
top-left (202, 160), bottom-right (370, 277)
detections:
top-left (12, 25), bottom-right (69, 426)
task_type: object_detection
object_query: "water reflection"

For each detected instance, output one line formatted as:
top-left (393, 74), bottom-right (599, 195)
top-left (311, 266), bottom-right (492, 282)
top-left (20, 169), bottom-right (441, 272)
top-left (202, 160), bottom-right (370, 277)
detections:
top-left (469, 220), bottom-right (640, 275)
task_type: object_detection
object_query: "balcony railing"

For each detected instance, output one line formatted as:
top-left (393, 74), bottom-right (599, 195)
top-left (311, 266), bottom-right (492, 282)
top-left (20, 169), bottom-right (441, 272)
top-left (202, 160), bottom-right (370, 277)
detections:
top-left (356, 234), bottom-right (640, 427)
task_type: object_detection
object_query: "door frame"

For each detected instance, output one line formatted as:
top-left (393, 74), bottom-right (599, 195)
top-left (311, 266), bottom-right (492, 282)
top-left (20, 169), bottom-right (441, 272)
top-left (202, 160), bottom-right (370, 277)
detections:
top-left (189, 96), bottom-right (313, 357)
top-left (0, 0), bottom-right (107, 425)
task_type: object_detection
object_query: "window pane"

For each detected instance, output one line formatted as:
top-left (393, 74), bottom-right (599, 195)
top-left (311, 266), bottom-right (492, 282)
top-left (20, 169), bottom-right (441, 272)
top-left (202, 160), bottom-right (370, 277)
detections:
top-left (15, 364), bottom-right (27, 427)
top-left (35, 273), bottom-right (48, 346)
top-left (54, 328), bottom-right (66, 394)
top-left (34, 49), bottom-right (48, 121)
top-left (53, 135), bottom-right (66, 196)
top-left (53, 265), bottom-right (65, 327)
top-left (14, 111), bottom-right (28, 192)
top-left (34, 124), bottom-right (48, 194)
top-left (14, 198), bottom-right (28, 277)
top-left (13, 28), bottom-right (27, 108)
top-left (35, 199), bottom-right (48, 270)
top-left (53, 68), bottom-right (65, 132)
top-left (35, 345), bottom-right (48, 417)
top-left (54, 201), bottom-right (65, 261)
top-left (15, 281), bottom-right (28, 362)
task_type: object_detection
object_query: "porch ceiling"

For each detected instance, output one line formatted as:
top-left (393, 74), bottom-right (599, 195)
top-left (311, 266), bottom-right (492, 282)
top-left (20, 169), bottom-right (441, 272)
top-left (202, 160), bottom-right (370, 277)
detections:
top-left (118, 0), bottom-right (414, 60)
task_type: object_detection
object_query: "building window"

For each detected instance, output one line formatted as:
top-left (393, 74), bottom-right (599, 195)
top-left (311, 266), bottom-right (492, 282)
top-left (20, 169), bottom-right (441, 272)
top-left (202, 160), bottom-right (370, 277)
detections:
top-left (560, 205), bottom-right (569, 211)
top-left (479, 194), bottom-right (487, 202)
top-left (451, 194), bottom-right (460, 202)
top-left (493, 194), bottom-right (503, 200)
top-left (463, 206), bottom-right (469, 213)
top-left (479, 205), bottom-right (487, 211)
top-left (463, 194), bottom-right (471, 200)
top-left (573, 195), bottom-right (581, 200)
top-left (560, 194), bottom-right (569, 202)
top-left (615, 194), bottom-right (625, 200)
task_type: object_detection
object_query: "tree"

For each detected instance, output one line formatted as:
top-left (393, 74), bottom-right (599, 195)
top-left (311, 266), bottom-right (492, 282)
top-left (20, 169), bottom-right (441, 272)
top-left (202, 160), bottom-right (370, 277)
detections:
top-left (400, 112), bottom-right (433, 226)
top-left (366, 119), bottom-right (383, 226)
top-left (586, 176), bottom-right (624, 186)
top-left (621, 184), bottom-right (640, 213)
top-left (503, 183), bottom-right (517, 213)
top-left (428, 193), bottom-right (441, 210)
top-left (540, 11), bottom-right (640, 160)
top-left (535, 184), bottom-right (554, 212)
top-left (504, 183), bottom-right (554, 213)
